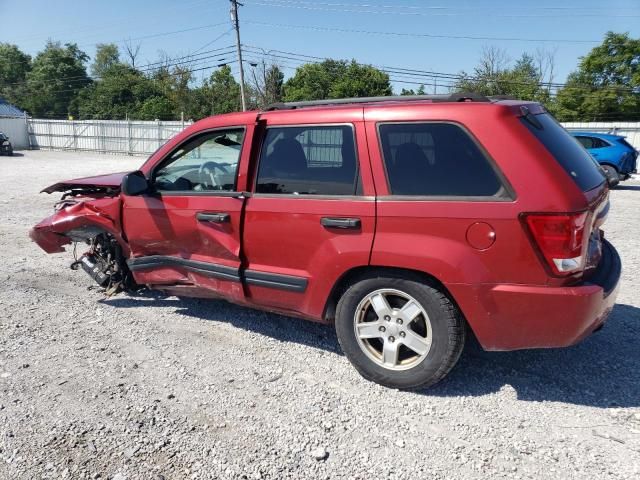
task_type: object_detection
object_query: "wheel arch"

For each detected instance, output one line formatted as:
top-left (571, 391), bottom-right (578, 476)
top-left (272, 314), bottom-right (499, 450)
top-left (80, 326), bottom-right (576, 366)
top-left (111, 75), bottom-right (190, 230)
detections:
top-left (323, 265), bottom-right (467, 326)
top-left (600, 162), bottom-right (620, 172)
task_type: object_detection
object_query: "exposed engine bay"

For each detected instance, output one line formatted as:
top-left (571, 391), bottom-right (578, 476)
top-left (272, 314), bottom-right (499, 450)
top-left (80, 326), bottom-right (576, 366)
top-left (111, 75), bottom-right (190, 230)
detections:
top-left (71, 233), bottom-right (137, 296)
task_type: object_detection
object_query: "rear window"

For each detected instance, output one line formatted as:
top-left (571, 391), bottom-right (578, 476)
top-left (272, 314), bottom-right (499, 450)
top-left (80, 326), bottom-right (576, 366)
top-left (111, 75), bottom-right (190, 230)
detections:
top-left (521, 113), bottom-right (605, 192)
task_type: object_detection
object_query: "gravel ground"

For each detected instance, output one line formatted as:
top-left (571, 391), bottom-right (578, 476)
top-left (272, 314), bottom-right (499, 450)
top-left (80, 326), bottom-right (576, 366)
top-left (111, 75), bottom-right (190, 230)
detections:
top-left (1, 150), bottom-right (639, 480)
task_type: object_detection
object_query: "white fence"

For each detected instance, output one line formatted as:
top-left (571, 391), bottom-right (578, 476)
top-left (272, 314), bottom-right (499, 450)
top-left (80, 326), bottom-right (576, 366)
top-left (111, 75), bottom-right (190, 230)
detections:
top-left (27, 119), bottom-right (192, 155)
top-left (7, 118), bottom-right (640, 155)
top-left (0, 116), bottom-right (30, 149)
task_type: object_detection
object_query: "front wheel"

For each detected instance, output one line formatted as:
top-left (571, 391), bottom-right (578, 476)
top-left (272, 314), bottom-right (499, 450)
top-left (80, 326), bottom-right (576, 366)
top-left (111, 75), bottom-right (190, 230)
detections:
top-left (335, 276), bottom-right (465, 389)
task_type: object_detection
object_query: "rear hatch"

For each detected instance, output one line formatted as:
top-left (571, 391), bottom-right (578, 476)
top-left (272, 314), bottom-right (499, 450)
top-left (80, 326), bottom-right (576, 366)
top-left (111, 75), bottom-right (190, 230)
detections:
top-left (519, 109), bottom-right (609, 281)
top-left (617, 137), bottom-right (638, 173)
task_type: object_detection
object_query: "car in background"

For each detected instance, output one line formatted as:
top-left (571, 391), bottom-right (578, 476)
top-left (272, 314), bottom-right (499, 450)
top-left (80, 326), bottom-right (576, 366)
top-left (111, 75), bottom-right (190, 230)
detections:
top-left (571, 132), bottom-right (637, 187)
top-left (0, 132), bottom-right (13, 156)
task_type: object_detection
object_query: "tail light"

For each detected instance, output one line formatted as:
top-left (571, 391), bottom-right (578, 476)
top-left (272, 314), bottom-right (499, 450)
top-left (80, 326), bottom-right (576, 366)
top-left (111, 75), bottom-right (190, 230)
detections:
top-left (522, 212), bottom-right (588, 276)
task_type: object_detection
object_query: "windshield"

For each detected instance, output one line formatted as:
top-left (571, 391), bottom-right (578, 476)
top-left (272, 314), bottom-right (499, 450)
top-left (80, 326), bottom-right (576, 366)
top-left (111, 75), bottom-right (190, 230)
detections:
top-left (521, 113), bottom-right (605, 192)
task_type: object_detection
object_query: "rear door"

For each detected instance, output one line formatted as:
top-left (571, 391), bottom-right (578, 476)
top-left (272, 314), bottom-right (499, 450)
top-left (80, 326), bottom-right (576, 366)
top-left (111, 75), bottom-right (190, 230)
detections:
top-left (241, 110), bottom-right (376, 319)
top-left (122, 124), bottom-right (255, 302)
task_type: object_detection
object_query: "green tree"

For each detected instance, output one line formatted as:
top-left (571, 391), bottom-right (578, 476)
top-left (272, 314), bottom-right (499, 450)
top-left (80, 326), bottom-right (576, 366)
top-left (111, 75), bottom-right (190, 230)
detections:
top-left (151, 65), bottom-right (195, 118)
top-left (250, 62), bottom-right (284, 108)
top-left (24, 41), bottom-right (90, 117)
top-left (0, 43), bottom-right (31, 107)
top-left (454, 47), bottom-right (554, 106)
top-left (554, 32), bottom-right (640, 121)
top-left (283, 59), bottom-right (391, 101)
top-left (192, 65), bottom-right (241, 117)
top-left (91, 43), bottom-right (120, 78)
top-left (76, 62), bottom-right (172, 120)
top-left (400, 85), bottom-right (426, 95)
top-left (138, 95), bottom-right (175, 120)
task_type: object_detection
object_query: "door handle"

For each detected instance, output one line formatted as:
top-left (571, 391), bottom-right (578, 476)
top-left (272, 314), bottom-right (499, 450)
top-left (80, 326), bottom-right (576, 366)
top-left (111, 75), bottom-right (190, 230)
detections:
top-left (197, 212), bottom-right (231, 223)
top-left (321, 217), bottom-right (361, 229)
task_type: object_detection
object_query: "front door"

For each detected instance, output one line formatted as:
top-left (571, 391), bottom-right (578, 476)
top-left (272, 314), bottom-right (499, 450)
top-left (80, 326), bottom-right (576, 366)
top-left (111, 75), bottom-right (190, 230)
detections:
top-left (122, 126), bottom-right (251, 302)
top-left (241, 117), bottom-right (377, 319)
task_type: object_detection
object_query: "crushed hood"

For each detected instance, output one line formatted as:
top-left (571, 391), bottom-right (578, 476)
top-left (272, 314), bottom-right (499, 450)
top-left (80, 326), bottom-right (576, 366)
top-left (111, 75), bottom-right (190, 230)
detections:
top-left (42, 171), bottom-right (131, 194)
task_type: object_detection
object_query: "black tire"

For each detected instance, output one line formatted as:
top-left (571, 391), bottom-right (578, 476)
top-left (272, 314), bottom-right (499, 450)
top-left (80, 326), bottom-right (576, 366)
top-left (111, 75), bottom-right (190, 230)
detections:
top-left (601, 165), bottom-right (619, 188)
top-left (335, 275), bottom-right (466, 389)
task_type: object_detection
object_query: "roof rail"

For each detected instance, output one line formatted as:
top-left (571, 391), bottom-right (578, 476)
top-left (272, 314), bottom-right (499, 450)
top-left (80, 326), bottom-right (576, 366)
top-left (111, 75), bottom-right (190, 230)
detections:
top-left (264, 92), bottom-right (491, 111)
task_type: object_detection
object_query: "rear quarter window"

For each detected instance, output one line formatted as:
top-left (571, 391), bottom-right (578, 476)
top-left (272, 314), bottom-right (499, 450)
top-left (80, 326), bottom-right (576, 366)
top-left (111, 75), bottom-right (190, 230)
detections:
top-left (378, 122), bottom-right (505, 197)
top-left (521, 113), bottom-right (605, 192)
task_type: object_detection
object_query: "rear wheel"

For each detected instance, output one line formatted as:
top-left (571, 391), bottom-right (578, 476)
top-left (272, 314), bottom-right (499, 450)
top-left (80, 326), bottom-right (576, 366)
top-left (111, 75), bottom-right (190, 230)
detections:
top-left (335, 276), bottom-right (465, 389)
top-left (601, 165), bottom-right (620, 187)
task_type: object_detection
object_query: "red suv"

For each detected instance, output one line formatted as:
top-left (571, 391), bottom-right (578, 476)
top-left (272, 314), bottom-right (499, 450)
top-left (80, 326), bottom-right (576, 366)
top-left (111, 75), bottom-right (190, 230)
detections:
top-left (30, 95), bottom-right (621, 389)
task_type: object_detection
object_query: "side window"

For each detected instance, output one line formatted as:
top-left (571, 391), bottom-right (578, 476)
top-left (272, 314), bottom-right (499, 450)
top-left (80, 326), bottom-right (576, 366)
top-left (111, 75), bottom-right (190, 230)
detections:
top-left (154, 128), bottom-right (244, 192)
top-left (256, 125), bottom-right (359, 195)
top-left (592, 137), bottom-right (609, 149)
top-left (378, 122), bottom-right (503, 197)
top-left (576, 136), bottom-right (594, 149)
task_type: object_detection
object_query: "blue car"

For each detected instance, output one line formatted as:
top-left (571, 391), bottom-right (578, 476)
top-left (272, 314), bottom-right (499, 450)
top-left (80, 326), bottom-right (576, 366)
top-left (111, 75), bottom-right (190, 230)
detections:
top-left (570, 132), bottom-right (638, 187)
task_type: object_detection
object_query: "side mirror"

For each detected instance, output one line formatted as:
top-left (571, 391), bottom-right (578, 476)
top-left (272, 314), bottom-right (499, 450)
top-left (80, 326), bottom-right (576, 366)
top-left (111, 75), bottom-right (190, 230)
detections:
top-left (121, 171), bottom-right (150, 196)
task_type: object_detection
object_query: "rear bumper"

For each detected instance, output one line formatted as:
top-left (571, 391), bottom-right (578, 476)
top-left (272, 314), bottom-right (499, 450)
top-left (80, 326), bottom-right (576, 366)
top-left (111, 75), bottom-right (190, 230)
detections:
top-left (450, 240), bottom-right (621, 351)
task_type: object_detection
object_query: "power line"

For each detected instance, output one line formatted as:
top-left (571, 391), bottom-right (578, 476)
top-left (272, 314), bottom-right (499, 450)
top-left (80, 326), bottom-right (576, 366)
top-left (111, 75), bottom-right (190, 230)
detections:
top-left (5, 0), bottom-right (224, 44)
top-left (241, 46), bottom-right (640, 94)
top-left (21, 61), bottom-right (238, 98)
top-left (2, 45), bottom-right (238, 88)
top-left (245, 0), bottom-right (640, 18)
top-left (242, 20), bottom-right (618, 44)
top-left (246, 0), bottom-right (640, 13)
top-left (0, 23), bottom-right (234, 70)
top-left (190, 29), bottom-right (235, 55)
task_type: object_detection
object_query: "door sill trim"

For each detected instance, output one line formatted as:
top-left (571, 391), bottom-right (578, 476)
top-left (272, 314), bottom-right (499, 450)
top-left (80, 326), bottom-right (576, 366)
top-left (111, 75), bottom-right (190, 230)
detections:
top-left (128, 256), bottom-right (240, 282)
top-left (244, 270), bottom-right (308, 292)
top-left (127, 256), bottom-right (308, 292)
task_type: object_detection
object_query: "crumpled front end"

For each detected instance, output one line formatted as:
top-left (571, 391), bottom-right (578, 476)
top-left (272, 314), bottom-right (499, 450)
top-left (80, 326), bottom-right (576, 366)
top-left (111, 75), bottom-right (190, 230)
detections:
top-left (30, 189), bottom-right (137, 294)
top-left (30, 196), bottom-right (128, 255)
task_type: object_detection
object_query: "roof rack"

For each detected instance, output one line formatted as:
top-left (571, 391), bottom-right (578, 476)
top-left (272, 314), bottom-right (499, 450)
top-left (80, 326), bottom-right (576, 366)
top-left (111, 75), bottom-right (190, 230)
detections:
top-left (264, 92), bottom-right (492, 111)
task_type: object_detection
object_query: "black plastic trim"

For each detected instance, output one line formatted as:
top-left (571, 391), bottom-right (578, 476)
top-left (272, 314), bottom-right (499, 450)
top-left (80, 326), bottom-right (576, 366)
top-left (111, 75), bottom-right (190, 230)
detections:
top-left (127, 256), bottom-right (240, 281)
top-left (244, 270), bottom-right (308, 292)
top-left (264, 93), bottom-right (491, 111)
top-left (127, 256), bottom-right (309, 292)
top-left (585, 239), bottom-right (621, 298)
top-left (196, 212), bottom-right (231, 223)
top-left (321, 217), bottom-right (361, 229)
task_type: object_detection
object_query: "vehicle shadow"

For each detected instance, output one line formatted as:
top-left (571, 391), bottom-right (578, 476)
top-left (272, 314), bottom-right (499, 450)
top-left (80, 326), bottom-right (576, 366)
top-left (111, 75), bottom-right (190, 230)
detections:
top-left (102, 293), bottom-right (640, 408)
top-left (614, 184), bottom-right (640, 191)
top-left (5, 152), bottom-right (24, 157)
top-left (101, 291), bottom-right (343, 354)
top-left (428, 303), bottom-right (640, 408)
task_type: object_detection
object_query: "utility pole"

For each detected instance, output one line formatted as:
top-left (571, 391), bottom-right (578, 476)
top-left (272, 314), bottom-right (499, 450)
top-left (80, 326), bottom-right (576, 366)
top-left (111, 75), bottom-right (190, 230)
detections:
top-left (230, 0), bottom-right (247, 111)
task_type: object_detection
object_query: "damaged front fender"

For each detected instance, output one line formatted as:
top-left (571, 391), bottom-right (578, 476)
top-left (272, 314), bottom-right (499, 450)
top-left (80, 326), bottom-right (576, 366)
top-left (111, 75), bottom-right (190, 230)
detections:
top-left (30, 196), bottom-right (129, 255)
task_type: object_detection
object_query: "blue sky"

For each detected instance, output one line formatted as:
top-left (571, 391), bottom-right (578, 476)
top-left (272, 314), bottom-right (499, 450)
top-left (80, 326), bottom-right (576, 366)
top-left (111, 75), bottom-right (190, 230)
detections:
top-left (1, 0), bottom-right (639, 93)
